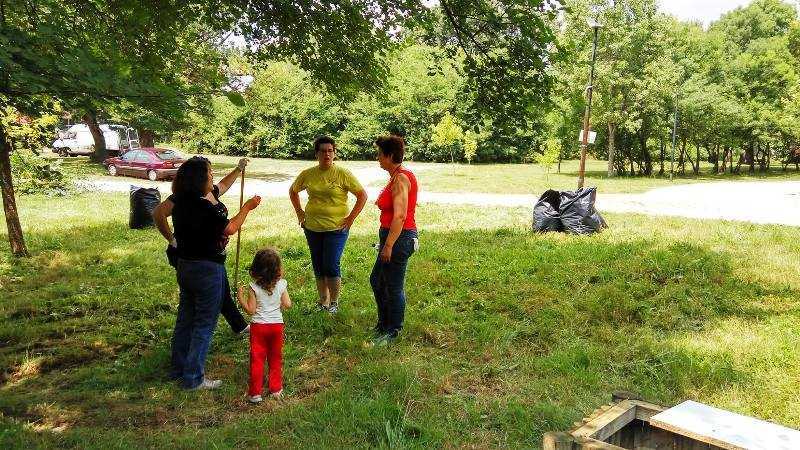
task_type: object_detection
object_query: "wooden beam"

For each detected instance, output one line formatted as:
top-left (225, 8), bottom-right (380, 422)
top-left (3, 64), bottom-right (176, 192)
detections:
top-left (543, 432), bottom-right (575, 450)
top-left (575, 437), bottom-right (627, 449)
top-left (572, 400), bottom-right (637, 442)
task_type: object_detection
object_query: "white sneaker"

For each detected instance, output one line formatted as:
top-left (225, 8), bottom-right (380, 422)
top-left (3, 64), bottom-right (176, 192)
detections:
top-left (248, 395), bottom-right (263, 404)
top-left (189, 378), bottom-right (222, 390)
top-left (270, 390), bottom-right (284, 399)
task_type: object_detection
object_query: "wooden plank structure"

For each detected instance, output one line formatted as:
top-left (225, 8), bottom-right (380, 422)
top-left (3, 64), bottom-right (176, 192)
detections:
top-left (543, 392), bottom-right (800, 450)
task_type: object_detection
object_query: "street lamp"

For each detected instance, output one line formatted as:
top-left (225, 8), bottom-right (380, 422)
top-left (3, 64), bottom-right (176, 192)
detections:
top-left (577, 17), bottom-right (602, 189)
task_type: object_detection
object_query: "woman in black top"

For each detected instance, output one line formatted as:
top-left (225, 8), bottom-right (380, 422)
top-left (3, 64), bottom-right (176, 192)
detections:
top-left (156, 158), bottom-right (252, 335)
top-left (153, 156), bottom-right (261, 390)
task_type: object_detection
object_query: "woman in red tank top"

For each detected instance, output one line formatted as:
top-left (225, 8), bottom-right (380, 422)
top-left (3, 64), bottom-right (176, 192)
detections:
top-left (370, 135), bottom-right (418, 345)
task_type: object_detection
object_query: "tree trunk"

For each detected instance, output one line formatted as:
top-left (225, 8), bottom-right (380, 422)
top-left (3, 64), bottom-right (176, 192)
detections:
top-left (83, 112), bottom-right (107, 163)
top-left (712, 144), bottom-right (720, 174)
top-left (748, 141), bottom-right (755, 174)
top-left (138, 128), bottom-right (155, 147)
top-left (659, 137), bottom-right (665, 176)
top-left (685, 144), bottom-right (695, 175)
top-left (694, 142), bottom-right (700, 175)
top-left (0, 124), bottom-right (29, 257)
top-left (640, 132), bottom-right (652, 176)
top-left (607, 123), bottom-right (617, 177)
top-left (678, 137), bottom-right (687, 175)
top-left (764, 142), bottom-right (770, 171)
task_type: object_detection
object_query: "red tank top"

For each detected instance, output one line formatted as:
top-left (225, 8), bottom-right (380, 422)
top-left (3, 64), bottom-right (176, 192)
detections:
top-left (376, 167), bottom-right (417, 230)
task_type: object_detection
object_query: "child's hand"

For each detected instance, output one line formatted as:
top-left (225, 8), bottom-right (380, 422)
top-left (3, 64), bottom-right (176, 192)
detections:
top-left (237, 286), bottom-right (245, 302)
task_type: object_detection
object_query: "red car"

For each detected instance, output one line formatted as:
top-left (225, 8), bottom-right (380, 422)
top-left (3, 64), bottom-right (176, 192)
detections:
top-left (104, 148), bottom-right (186, 181)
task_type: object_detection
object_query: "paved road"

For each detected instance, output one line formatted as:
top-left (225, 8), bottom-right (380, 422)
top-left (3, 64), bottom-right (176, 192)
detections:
top-left (78, 174), bottom-right (800, 227)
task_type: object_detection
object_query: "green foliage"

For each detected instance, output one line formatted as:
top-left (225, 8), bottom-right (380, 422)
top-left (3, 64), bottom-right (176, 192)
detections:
top-left (536, 139), bottom-right (562, 177)
top-left (463, 131), bottom-right (478, 164)
top-left (9, 150), bottom-right (71, 195)
top-left (174, 44), bottom-right (546, 162)
top-left (430, 112), bottom-right (464, 163)
top-left (555, 0), bottom-right (800, 176)
top-left (1, 106), bottom-right (71, 195)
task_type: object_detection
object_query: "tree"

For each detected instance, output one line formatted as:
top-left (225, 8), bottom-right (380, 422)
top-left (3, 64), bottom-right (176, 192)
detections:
top-left (536, 138), bottom-right (561, 180)
top-left (463, 131), bottom-right (478, 164)
top-left (0, 0), bottom-right (224, 255)
top-left (0, 0), bottom-right (564, 257)
top-left (431, 112), bottom-right (465, 164)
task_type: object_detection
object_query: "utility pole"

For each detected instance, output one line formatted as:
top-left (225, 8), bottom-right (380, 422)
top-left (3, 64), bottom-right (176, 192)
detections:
top-left (578, 19), bottom-right (602, 189)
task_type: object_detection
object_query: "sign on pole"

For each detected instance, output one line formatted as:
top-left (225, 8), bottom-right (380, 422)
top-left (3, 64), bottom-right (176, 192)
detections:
top-left (578, 130), bottom-right (597, 144)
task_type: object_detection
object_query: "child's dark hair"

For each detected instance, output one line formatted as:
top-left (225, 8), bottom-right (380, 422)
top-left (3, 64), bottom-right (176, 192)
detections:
top-left (249, 248), bottom-right (282, 294)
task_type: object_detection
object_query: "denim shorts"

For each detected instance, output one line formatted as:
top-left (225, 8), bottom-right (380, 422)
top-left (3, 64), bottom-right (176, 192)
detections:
top-left (303, 228), bottom-right (349, 278)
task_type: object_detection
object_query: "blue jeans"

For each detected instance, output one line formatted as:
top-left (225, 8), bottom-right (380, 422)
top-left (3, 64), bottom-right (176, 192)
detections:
top-left (303, 228), bottom-right (349, 278)
top-left (370, 228), bottom-right (417, 336)
top-left (171, 259), bottom-right (225, 388)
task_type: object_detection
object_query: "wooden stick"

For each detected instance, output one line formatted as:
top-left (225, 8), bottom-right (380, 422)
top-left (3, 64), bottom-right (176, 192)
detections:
top-left (233, 166), bottom-right (245, 292)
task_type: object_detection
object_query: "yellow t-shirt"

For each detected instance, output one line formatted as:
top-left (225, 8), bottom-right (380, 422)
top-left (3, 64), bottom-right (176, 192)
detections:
top-left (290, 164), bottom-right (364, 232)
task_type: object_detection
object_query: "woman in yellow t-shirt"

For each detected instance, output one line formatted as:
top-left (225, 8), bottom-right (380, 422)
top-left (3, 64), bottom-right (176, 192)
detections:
top-left (289, 136), bottom-right (368, 313)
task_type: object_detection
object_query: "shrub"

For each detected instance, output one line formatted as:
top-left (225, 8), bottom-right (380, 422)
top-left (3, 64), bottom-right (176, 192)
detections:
top-left (11, 149), bottom-right (72, 195)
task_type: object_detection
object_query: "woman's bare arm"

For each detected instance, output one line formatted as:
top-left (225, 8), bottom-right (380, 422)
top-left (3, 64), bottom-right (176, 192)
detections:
top-left (223, 195), bottom-right (261, 236)
top-left (380, 175), bottom-right (409, 262)
top-left (153, 199), bottom-right (175, 243)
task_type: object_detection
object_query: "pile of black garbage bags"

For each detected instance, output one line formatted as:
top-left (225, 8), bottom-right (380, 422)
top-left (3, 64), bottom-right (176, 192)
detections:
top-left (129, 186), bottom-right (161, 229)
top-left (532, 187), bottom-right (607, 235)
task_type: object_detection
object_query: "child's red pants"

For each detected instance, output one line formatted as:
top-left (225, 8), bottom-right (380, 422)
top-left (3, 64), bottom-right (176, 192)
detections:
top-left (249, 323), bottom-right (284, 396)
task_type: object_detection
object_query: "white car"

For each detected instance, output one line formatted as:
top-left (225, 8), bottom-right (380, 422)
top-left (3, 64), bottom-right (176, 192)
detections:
top-left (52, 124), bottom-right (139, 156)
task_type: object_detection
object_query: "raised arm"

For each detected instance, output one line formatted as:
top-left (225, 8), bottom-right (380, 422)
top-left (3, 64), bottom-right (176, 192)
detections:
top-left (153, 199), bottom-right (175, 245)
top-left (224, 195), bottom-right (261, 236)
top-left (217, 158), bottom-right (248, 196)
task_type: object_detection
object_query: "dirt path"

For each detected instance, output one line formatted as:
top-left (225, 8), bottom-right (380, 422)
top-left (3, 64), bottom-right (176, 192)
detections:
top-left (78, 175), bottom-right (800, 227)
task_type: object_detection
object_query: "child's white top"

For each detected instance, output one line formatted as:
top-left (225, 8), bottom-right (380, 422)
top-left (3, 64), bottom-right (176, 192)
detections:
top-left (250, 279), bottom-right (287, 324)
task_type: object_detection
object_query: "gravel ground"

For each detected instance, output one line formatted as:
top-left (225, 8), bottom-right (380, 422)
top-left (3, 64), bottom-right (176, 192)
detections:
top-left (77, 175), bottom-right (800, 227)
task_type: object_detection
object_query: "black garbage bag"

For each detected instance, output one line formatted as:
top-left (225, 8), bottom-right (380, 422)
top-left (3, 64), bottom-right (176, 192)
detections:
top-left (533, 189), bottom-right (564, 232)
top-left (129, 186), bottom-right (161, 229)
top-left (558, 187), bottom-right (606, 235)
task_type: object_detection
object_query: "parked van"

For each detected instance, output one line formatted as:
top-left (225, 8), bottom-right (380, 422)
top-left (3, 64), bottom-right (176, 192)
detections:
top-left (52, 124), bottom-right (140, 156)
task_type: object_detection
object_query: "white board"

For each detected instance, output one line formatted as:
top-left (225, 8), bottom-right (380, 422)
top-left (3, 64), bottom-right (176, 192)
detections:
top-left (578, 130), bottom-right (597, 144)
top-left (649, 400), bottom-right (800, 450)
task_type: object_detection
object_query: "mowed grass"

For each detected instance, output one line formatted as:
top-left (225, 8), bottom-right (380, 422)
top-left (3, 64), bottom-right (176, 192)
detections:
top-left (408, 159), bottom-right (800, 195)
top-left (53, 150), bottom-right (800, 195)
top-left (1, 192), bottom-right (800, 448)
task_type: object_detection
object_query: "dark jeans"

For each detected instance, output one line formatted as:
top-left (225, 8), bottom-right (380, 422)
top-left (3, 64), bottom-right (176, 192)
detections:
top-left (171, 259), bottom-right (225, 388)
top-left (370, 228), bottom-right (417, 336)
top-left (222, 276), bottom-right (248, 333)
top-left (303, 228), bottom-right (349, 278)
top-left (168, 245), bottom-right (247, 333)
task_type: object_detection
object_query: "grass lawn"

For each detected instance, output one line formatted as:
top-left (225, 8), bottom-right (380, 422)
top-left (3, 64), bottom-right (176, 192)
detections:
top-left (406, 159), bottom-right (800, 195)
top-left (53, 150), bottom-right (800, 196)
top-left (1, 190), bottom-right (799, 448)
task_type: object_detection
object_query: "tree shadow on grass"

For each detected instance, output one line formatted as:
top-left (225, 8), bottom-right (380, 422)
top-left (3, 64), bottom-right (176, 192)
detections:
top-left (1, 222), bottom-right (798, 447)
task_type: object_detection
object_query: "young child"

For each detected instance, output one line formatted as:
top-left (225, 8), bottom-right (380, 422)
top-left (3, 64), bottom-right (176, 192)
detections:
top-left (238, 248), bottom-right (292, 403)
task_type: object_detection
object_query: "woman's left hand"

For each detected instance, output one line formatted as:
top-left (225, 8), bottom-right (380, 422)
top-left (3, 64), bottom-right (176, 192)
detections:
top-left (380, 243), bottom-right (392, 263)
top-left (237, 158), bottom-right (249, 171)
top-left (340, 215), bottom-right (355, 230)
